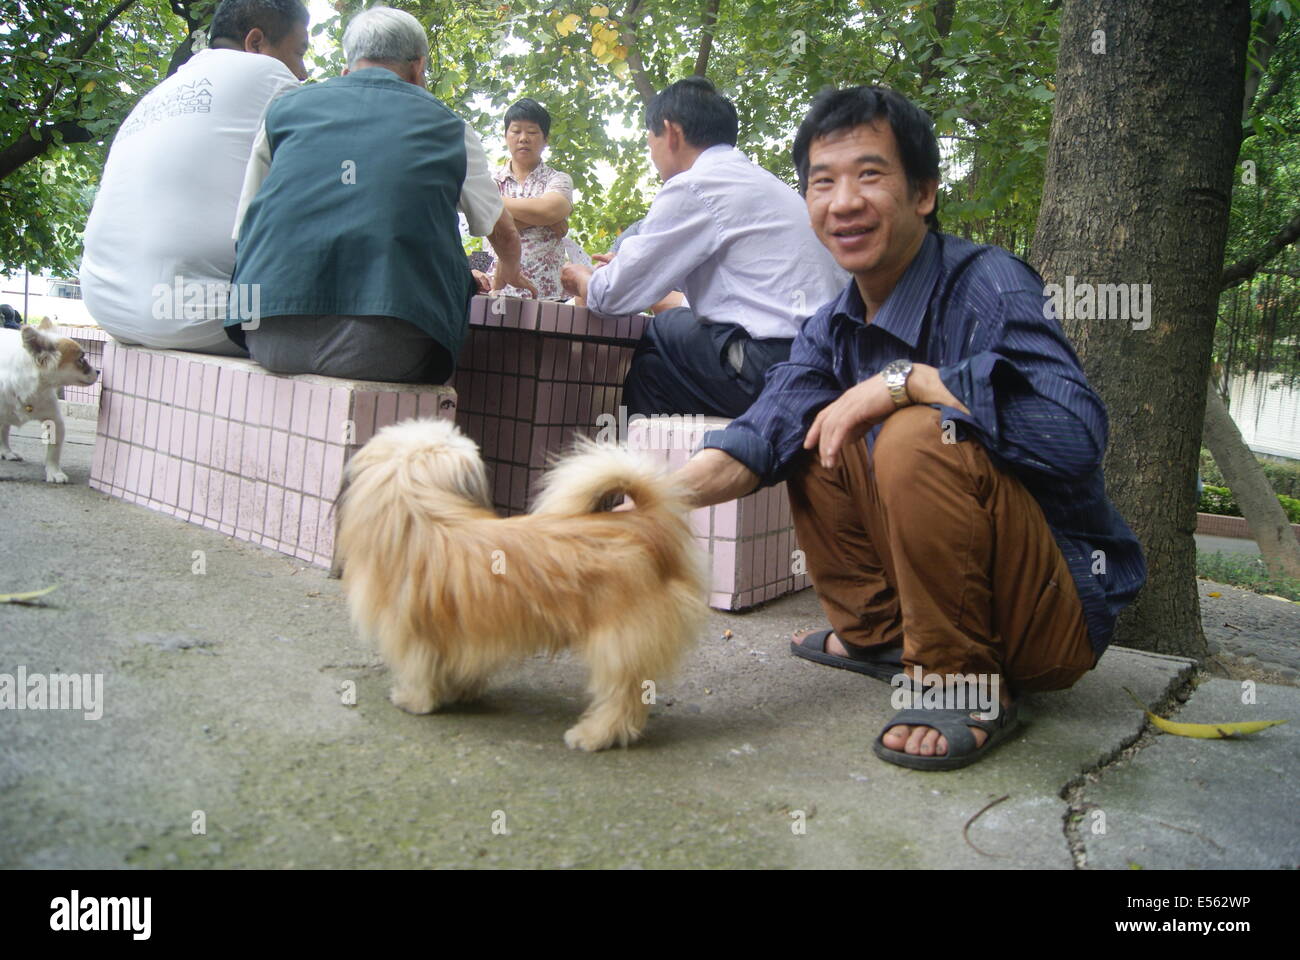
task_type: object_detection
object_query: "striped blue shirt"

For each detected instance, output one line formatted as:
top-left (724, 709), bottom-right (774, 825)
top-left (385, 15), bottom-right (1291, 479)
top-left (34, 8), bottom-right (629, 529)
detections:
top-left (699, 230), bottom-right (1146, 658)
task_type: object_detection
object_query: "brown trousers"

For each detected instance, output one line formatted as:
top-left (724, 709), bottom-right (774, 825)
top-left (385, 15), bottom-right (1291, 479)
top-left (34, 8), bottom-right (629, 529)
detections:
top-left (786, 405), bottom-right (1096, 695)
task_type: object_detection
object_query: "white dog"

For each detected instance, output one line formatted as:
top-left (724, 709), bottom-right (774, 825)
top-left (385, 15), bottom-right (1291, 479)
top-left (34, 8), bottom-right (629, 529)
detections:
top-left (0, 322), bottom-right (99, 483)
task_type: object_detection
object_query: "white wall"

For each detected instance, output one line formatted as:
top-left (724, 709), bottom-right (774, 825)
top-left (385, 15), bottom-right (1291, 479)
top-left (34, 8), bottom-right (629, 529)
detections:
top-left (1227, 370), bottom-right (1300, 461)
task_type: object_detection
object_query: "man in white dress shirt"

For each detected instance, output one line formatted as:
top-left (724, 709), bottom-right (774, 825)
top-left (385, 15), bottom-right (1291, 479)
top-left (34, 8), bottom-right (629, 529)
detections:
top-left (80, 0), bottom-right (309, 355)
top-left (561, 77), bottom-right (845, 417)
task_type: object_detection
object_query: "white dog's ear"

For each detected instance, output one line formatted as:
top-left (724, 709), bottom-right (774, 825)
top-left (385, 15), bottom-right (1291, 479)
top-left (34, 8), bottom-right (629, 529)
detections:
top-left (21, 326), bottom-right (59, 369)
top-left (36, 317), bottom-right (55, 331)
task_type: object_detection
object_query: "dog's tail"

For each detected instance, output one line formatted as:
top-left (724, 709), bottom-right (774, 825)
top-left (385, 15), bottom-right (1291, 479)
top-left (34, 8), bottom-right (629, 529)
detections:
top-left (529, 437), bottom-right (688, 517)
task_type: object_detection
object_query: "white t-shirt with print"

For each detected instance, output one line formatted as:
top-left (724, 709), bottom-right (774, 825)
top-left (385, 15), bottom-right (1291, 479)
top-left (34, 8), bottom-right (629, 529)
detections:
top-left (80, 49), bottom-right (299, 350)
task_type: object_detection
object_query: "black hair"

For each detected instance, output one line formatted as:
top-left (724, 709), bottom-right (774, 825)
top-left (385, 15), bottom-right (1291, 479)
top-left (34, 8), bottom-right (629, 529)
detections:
top-left (504, 98), bottom-right (551, 140)
top-left (209, 0), bottom-right (309, 46)
top-left (792, 85), bottom-right (941, 230)
top-left (645, 76), bottom-right (738, 149)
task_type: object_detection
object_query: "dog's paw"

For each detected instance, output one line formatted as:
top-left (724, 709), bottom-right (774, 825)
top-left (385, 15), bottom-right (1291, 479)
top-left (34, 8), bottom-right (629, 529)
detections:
top-left (390, 687), bottom-right (438, 715)
top-left (0, 450), bottom-right (23, 461)
top-left (44, 467), bottom-right (69, 483)
top-left (564, 723), bottom-right (624, 752)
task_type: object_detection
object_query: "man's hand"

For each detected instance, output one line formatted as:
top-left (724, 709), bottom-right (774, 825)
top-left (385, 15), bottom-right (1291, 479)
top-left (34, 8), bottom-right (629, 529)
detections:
top-left (550, 218), bottom-right (570, 240)
top-left (804, 374), bottom-right (896, 470)
top-left (492, 264), bottom-right (538, 298)
top-left (561, 262), bottom-right (594, 300)
top-left (471, 269), bottom-right (491, 294)
top-left (803, 363), bottom-right (971, 469)
top-left (592, 251), bottom-right (615, 267)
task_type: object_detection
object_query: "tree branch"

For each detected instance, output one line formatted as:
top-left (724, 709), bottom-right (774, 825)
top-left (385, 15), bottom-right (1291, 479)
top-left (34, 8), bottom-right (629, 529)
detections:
top-left (1220, 207), bottom-right (1300, 290)
top-left (617, 0), bottom-right (658, 107)
top-left (693, 0), bottom-right (721, 77)
top-left (0, 122), bottom-right (97, 181)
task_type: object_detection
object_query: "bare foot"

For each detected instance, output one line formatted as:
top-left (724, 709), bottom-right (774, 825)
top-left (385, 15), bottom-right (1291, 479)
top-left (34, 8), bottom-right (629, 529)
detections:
top-left (791, 628), bottom-right (993, 756)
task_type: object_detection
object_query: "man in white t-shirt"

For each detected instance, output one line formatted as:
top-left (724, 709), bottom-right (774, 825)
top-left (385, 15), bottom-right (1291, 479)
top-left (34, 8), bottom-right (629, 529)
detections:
top-left (80, 0), bottom-right (309, 355)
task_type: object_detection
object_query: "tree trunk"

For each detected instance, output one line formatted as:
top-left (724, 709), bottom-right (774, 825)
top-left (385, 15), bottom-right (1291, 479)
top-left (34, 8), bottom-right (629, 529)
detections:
top-left (1202, 381), bottom-right (1300, 580)
top-left (1030, 0), bottom-right (1250, 658)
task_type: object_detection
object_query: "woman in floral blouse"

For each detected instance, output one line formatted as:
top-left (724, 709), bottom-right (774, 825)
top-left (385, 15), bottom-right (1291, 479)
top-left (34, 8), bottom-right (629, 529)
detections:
top-left (486, 98), bottom-right (574, 300)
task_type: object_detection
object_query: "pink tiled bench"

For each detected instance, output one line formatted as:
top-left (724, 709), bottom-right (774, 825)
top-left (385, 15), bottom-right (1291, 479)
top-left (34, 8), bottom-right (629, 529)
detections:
top-left (1196, 511), bottom-right (1300, 544)
top-left (89, 340), bottom-right (456, 567)
top-left (51, 324), bottom-right (110, 411)
top-left (627, 416), bottom-right (811, 611)
top-left (450, 295), bottom-right (647, 515)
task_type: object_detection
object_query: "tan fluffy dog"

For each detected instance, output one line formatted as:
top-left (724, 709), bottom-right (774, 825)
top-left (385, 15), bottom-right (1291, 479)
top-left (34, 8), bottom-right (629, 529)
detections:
top-left (335, 418), bottom-right (708, 751)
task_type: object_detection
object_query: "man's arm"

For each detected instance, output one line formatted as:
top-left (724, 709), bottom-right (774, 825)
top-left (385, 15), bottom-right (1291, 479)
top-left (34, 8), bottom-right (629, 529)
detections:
top-left (672, 448), bottom-right (760, 509)
top-left (231, 122), bottom-right (273, 240)
top-left (803, 363), bottom-right (967, 469)
top-left (584, 180), bottom-right (719, 316)
top-left (934, 278), bottom-right (1109, 480)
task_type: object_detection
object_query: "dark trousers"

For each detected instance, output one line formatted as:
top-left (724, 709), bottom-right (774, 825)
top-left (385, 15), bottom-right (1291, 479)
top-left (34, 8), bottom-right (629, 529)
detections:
top-left (242, 315), bottom-right (454, 384)
top-left (786, 405), bottom-right (1096, 694)
top-left (621, 307), bottom-right (792, 418)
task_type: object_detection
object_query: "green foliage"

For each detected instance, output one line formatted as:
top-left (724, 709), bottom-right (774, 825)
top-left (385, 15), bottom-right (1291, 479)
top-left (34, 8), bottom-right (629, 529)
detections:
top-left (1200, 447), bottom-right (1300, 497)
top-left (0, 0), bottom-right (194, 275)
top-left (352, 0), bottom-right (1061, 254)
top-left (1197, 483), bottom-right (1300, 523)
top-left (1198, 551), bottom-right (1300, 602)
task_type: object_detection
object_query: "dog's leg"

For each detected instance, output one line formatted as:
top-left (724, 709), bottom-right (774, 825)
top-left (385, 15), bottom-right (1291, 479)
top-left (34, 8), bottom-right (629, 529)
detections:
top-left (42, 413), bottom-right (68, 483)
top-left (564, 631), bottom-right (655, 752)
top-left (0, 423), bottom-right (22, 461)
top-left (387, 640), bottom-right (448, 715)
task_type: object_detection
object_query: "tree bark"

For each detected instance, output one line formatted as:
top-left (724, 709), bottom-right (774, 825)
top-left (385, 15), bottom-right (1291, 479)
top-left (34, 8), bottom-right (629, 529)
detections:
top-left (1202, 381), bottom-right (1300, 579)
top-left (1030, 0), bottom-right (1250, 658)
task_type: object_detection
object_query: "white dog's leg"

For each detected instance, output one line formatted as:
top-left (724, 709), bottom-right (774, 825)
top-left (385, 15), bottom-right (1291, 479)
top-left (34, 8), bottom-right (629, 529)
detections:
top-left (387, 640), bottom-right (455, 714)
top-left (41, 414), bottom-right (68, 483)
top-left (0, 423), bottom-right (22, 461)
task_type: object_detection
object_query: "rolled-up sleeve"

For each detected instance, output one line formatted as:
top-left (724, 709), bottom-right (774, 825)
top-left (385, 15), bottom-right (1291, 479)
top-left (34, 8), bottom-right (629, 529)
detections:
top-left (458, 123), bottom-right (505, 235)
top-left (697, 312), bottom-right (845, 486)
top-left (936, 287), bottom-right (1108, 480)
top-left (586, 180), bottom-right (719, 317)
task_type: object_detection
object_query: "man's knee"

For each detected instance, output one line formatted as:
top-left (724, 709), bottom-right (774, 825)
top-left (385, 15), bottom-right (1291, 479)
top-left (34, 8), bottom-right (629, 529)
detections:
top-left (872, 405), bottom-right (959, 491)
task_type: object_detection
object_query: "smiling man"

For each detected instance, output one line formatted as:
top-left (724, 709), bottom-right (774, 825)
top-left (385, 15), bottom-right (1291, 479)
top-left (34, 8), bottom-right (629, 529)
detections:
top-left (663, 85), bottom-right (1146, 770)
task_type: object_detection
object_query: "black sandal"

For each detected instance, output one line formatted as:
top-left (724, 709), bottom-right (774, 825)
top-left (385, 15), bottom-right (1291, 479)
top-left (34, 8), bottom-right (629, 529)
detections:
top-left (790, 629), bottom-right (904, 683)
top-left (872, 700), bottom-right (1022, 771)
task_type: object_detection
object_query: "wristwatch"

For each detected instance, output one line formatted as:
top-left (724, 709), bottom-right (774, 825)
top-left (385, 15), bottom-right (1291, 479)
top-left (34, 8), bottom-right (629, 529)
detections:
top-left (882, 358), bottom-right (914, 408)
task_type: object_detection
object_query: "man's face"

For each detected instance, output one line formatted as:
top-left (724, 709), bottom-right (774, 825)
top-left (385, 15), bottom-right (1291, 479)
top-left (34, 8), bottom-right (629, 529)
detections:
top-left (506, 121), bottom-right (547, 167)
top-left (804, 120), bottom-right (936, 288)
top-left (256, 19), bottom-right (310, 80)
top-left (646, 124), bottom-right (678, 182)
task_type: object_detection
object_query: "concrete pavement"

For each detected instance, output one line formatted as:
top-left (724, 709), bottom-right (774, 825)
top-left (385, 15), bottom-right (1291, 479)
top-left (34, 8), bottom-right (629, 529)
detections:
top-left (1, 417), bottom-right (1296, 869)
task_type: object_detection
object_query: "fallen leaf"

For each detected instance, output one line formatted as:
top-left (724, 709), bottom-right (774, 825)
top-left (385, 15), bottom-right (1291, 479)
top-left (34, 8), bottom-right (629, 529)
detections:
top-left (1123, 687), bottom-right (1288, 739)
top-left (0, 584), bottom-right (59, 605)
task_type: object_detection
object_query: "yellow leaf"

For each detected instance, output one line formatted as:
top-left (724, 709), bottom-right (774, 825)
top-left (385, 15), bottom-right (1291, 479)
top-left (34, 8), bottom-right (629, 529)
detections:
top-left (82, 79), bottom-right (97, 93)
top-left (1207, 591), bottom-right (1221, 597)
top-left (592, 38), bottom-right (608, 57)
top-left (611, 59), bottom-right (630, 79)
top-left (0, 584), bottom-right (58, 604)
top-left (1123, 688), bottom-right (1289, 739)
top-left (557, 12), bottom-right (581, 36)
top-left (590, 4), bottom-right (609, 15)
top-left (613, 44), bottom-right (628, 60)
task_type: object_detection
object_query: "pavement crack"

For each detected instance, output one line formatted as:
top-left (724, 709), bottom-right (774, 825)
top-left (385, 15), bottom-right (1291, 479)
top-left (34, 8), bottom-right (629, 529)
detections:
top-left (1057, 661), bottom-right (1200, 869)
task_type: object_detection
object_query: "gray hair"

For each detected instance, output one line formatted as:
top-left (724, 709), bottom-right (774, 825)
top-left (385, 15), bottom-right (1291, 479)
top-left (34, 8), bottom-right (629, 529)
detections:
top-left (342, 5), bottom-right (428, 69)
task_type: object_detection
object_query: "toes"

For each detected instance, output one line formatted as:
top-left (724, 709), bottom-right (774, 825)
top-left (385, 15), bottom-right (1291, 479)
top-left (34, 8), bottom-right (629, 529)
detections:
top-left (882, 724), bottom-right (909, 749)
